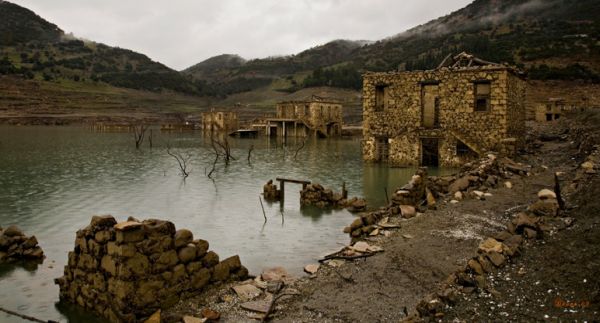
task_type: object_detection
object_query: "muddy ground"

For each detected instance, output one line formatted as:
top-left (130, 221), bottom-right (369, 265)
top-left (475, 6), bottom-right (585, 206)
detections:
top-left (164, 114), bottom-right (599, 322)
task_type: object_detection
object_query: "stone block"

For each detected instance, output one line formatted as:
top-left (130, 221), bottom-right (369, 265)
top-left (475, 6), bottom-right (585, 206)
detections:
top-left (107, 242), bottom-right (136, 258)
top-left (191, 268), bottom-right (211, 290)
top-left (174, 229), bottom-right (193, 248)
top-left (178, 244), bottom-right (197, 264)
top-left (202, 251), bottom-right (219, 268)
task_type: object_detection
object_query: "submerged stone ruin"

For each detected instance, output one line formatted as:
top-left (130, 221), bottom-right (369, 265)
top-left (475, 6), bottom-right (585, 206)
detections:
top-left (300, 183), bottom-right (367, 212)
top-left (55, 215), bottom-right (248, 322)
top-left (0, 225), bottom-right (44, 263)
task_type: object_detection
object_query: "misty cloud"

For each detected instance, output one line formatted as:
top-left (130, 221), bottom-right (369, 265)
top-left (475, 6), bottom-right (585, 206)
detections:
top-left (10, 0), bottom-right (472, 70)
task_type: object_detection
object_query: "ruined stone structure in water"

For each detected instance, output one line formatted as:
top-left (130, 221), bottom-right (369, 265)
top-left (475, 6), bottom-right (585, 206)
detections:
top-left (55, 215), bottom-right (247, 322)
top-left (201, 110), bottom-right (239, 132)
top-left (362, 52), bottom-right (527, 167)
top-left (265, 96), bottom-right (343, 138)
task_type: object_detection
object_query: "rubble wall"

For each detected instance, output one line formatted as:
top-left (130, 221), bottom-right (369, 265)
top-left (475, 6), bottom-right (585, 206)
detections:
top-left (55, 216), bottom-right (247, 323)
top-left (362, 67), bottom-right (526, 167)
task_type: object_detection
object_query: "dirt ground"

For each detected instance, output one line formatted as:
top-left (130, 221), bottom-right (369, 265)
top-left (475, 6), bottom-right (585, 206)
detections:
top-left (163, 115), bottom-right (599, 322)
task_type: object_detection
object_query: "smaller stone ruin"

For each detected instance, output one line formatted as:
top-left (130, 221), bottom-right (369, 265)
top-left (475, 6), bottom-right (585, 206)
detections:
top-left (55, 215), bottom-right (248, 322)
top-left (263, 180), bottom-right (281, 201)
top-left (0, 225), bottom-right (44, 263)
top-left (300, 183), bottom-right (367, 211)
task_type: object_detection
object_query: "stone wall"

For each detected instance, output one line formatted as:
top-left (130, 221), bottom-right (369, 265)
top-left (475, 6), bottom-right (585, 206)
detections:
top-left (201, 111), bottom-right (239, 132)
top-left (275, 100), bottom-right (343, 137)
top-left (55, 216), bottom-right (247, 322)
top-left (299, 183), bottom-right (366, 212)
top-left (0, 225), bottom-right (44, 263)
top-left (362, 66), bottom-right (526, 167)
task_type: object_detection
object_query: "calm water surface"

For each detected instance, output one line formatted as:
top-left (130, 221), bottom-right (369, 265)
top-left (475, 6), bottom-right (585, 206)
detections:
top-left (0, 126), bottom-right (451, 322)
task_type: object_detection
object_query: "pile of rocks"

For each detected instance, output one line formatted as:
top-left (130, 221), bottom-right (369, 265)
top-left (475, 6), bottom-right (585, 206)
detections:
top-left (55, 215), bottom-right (248, 323)
top-left (391, 168), bottom-right (428, 206)
top-left (300, 183), bottom-right (366, 211)
top-left (411, 187), bottom-right (564, 320)
top-left (0, 225), bottom-right (44, 263)
top-left (570, 144), bottom-right (598, 192)
top-left (263, 180), bottom-right (281, 201)
top-left (344, 168), bottom-right (425, 238)
top-left (435, 154), bottom-right (530, 203)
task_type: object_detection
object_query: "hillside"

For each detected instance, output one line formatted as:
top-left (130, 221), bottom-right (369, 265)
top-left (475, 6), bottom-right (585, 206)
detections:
top-left (182, 39), bottom-right (369, 92)
top-left (184, 0), bottom-right (600, 94)
top-left (0, 0), bottom-right (62, 45)
top-left (0, 1), bottom-right (210, 96)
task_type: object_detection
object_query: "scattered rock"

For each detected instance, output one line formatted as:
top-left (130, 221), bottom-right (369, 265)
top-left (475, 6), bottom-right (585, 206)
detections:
top-left (183, 315), bottom-right (206, 323)
top-left (487, 251), bottom-right (506, 267)
top-left (240, 294), bottom-right (273, 313)
top-left (468, 259), bottom-right (484, 275)
top-left (144, 309), bottom-right (161, 323)
top-left (304, 264), bottom-right (320, 275)
top-left (351, 241), bottom-right (370, 253)
top-left (478, 238), bottom-right (504, 254)
top-left (400, 205), bottom-right (416, 218)
top-left (232, 284), bottom-right (262, 302)
top-left (537, 189), bottom-right (557, 200)
top-left (504, 181), bottom-right (513, 189)
top-left (449, 177), bottom-right (470, 193)
top-left (325, 259), bottom-right (345, 267)
top-left (261, 267), bottom-right (293, 283)
top-left (201, 308), bottom-right (220, 321)
top-left (453, 191), bottom-right (463, 201)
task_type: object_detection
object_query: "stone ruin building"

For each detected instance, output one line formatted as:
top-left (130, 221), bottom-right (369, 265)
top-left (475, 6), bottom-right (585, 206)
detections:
top-left (535, 98), bottom-right (565, 122)
top-left (362, 52), bottom-right (526, 167)
top-left (265, 96), bottom-right (343, 138)
top-left (55, 215), bottom-right (247, 322)
top-left (201, 110), bottom-right (239, 133)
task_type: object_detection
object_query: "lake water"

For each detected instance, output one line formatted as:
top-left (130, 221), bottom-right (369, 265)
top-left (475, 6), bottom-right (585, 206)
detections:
top-left (0, 126), bottom-right (445, 322)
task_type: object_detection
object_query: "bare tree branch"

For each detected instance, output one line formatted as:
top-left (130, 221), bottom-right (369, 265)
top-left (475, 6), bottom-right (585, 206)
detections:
top-left (167, 146), bottom-right (192, 178)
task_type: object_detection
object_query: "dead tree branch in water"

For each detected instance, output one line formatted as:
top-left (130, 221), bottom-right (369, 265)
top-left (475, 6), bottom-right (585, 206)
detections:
top-left (132, 124), bottom-right (147, 149)
top-left (259, 196), bottom-right (267, 223)
top-left (167, 146), bottom-right (192, 178)
top-left (247, 145), bottom-right (254, 163)
top-left (294, 137), bottom-right (307, 159)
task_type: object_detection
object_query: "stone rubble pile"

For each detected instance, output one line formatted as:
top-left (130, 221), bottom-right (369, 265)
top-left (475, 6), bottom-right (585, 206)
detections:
top-left (0, 225), bottom-right (44, 263)
top-left (299, 183), bottom-right (366, 212)
top-left (570, 144), bottom-right (598, 192)
top-left (409, 187), bottom-right (566, 320)
top-left (262, 180), bottom-right (281, 201)
top-left (55, 215), bottom-right (248, 323)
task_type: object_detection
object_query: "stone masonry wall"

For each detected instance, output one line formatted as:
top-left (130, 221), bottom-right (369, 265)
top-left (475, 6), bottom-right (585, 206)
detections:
top-left (55, 216), bottom-right (248, 323)
top-left (362, 67), bottom-right (526, 167)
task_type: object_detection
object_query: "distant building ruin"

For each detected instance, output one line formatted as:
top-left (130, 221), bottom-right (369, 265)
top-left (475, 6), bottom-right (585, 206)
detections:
top-left (362, 52), bottom-right (526, 167)
top-left (535, 98), bottom-right (564, 122)
top-left (201, 110), bottom-right (239, 133)
top-left (264, 96), bottom-right (343, 138)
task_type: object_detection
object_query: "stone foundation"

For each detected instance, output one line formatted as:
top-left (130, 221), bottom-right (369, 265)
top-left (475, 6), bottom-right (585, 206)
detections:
top-left (299, 183), bottom-right (366, 211)
top-left (0, 225), bottom-right (44, 263)
top-left (263, 180), bottom-right (281, 201)
top-left (55, 215), bottom-right (248, 322)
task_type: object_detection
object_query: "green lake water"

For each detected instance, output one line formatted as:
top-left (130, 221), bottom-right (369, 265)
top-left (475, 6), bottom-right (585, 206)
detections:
top-left (0, 125), bottom-right (450, 322)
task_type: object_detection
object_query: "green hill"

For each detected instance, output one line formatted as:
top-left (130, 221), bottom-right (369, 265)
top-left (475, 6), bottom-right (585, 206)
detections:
top-left (184, 0), bottom-right (600, 93)
top-left (0, 1), bottom-right (210, 96)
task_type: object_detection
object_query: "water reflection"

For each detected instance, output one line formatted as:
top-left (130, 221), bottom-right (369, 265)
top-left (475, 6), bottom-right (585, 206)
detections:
top-left (0, 126), bottom-right (429, 322)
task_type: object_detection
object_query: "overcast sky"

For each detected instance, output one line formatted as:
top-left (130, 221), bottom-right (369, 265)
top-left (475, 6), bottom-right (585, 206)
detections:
top-left (10, 0), bottom-right (473, 70)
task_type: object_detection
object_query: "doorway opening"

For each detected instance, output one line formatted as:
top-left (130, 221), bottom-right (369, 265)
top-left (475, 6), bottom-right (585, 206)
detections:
top-left (421, 138), bottom-right (439, 167)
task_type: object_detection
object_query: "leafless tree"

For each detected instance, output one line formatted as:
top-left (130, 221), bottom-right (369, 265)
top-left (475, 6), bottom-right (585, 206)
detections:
top-left (132, 124), bottom-right (147, 149)
top-left (294, 137), bottom-right (307, 160)
top-left (247, 145), bottom-right (254, 163)
top-left (167, 146), bottom-right (192, 178)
